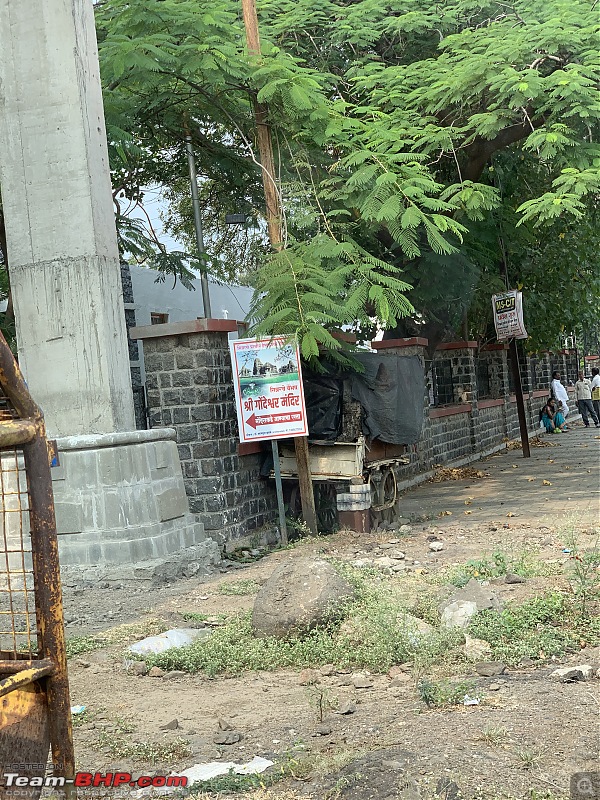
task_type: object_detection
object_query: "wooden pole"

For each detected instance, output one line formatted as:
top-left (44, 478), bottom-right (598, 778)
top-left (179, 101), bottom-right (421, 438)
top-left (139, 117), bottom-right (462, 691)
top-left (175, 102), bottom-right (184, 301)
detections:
top-left (509, 339), bottom-right (531, 458)
top-left (240, 0), bottom-right (318, 535)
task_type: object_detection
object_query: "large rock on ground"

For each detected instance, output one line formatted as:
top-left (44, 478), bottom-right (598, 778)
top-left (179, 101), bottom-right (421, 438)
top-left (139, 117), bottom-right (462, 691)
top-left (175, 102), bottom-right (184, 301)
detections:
top-left (252, 558), bottom-right (354, 638)
top-left (439, 578), bottom-right (502, 629)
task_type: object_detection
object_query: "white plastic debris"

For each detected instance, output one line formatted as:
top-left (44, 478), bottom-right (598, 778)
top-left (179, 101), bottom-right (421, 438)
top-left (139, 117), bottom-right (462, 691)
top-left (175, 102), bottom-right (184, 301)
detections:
top-left (463, 695), bottom-right (480, 706)
top-left (70, 705), bottom-right (86, 715)
top-left (131, 757), bottom-right (274, 797)
top-left (128, 628), bottom-right (210, 657)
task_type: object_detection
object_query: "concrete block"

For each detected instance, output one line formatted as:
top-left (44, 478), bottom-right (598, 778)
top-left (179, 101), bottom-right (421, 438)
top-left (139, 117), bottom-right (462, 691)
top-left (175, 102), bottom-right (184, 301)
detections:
top-left (55, 501), bottom-right (84, 535)
top-left (157, 487), bottom-right (189, 521)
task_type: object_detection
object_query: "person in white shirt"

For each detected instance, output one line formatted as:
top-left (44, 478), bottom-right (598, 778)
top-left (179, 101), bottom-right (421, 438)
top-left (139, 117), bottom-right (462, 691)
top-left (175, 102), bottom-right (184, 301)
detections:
top-left (591, 367), bottom-right (600, 423)
top-left (575, 370), bottom-right (599, 428)
top-left (550, 371), bottom-right (570, 422)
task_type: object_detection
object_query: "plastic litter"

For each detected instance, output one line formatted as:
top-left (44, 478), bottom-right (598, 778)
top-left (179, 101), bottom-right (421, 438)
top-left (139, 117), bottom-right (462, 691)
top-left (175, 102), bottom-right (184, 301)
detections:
top-left (70, 705), bottom-right (86, 715)
top-left (129, 628), bottom-right (210, 657)
top-left (131, 757), bottom-right (274, 797)
top-left (463, 696), bottom-right (480, 706)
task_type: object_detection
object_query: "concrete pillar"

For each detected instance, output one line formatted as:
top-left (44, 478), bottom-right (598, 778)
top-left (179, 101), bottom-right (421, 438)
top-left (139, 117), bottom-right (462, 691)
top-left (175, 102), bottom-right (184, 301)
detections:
top-left (0, 0), bottom-right (134, 436)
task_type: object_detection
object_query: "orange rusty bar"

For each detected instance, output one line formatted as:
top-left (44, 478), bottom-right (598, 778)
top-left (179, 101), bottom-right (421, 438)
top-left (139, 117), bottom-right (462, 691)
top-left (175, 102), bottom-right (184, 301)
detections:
top-left (0, 418), bottom-right (37, 447)
top-left (0, 662), bottom-right (54, 698)
top-left (0, 657), bottom-right (55, 674)
top-left (0, 332), bottom-right (75, 792)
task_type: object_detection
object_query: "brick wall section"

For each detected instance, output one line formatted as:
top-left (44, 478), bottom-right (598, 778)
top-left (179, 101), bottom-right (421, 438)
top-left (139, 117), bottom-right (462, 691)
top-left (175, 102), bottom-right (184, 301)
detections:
top-left (134, 322), bottom-right (278, 545)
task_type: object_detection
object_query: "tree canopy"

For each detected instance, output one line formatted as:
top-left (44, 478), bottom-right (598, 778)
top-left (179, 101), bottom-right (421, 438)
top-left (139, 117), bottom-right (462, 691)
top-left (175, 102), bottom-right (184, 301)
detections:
top-left (2, 0), bottom-right (599, 357)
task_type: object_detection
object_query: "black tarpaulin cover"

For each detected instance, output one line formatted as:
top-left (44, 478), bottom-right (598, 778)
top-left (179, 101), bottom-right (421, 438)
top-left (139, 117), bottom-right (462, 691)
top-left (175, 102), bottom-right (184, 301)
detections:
top-left (350, 352), bottom-right (424, 444)
top-left (303, 373), bottom-right (343, 441)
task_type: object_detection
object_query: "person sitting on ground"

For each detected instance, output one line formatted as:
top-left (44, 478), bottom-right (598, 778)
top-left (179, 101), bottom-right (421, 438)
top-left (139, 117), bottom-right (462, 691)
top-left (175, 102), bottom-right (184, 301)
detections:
top-left (575, 370), bottom-right (600, 428)
top-left (550, 370), bottom-right (570, 423)
top-left (540, 398), bottom-right (567, 433)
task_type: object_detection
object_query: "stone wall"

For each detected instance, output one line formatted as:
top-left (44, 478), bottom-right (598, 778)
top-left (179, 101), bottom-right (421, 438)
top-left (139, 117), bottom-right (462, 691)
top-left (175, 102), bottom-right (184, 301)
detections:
top-left (133, 320), bottom-right (278, 547)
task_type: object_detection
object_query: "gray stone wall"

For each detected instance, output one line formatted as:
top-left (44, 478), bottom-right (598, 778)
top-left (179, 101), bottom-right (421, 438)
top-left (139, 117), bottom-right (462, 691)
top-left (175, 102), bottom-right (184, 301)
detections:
top-left (142, 329), bottom-right (278, 546)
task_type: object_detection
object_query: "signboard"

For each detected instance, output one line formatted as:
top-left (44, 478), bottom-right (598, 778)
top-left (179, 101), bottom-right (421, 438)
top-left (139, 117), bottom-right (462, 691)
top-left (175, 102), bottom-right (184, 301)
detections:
top-left (230, 336), bottom-right (308, 443)
top-left (491, 290), bottom-right (528, 341)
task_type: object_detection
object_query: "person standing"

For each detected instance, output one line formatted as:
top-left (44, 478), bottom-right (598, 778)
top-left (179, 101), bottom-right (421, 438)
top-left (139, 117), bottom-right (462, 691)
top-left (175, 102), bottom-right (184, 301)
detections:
top-left (575, 371), bottom-right (600, 428)
top-left (591, 367), bottom-right (600, 423)
top-left (550, 371), bottom-right (570, 421)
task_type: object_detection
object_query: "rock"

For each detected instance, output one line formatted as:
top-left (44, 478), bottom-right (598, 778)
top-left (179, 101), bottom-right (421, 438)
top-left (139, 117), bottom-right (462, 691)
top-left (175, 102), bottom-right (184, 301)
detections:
top-left (129, 661), bottom-right (148, 676)
top-left (352, 674), bottom-right (373, 689)
top-left (440, 578), bottom-right (502, 628)
top-left (405, 615), bottom-right (434, 636)
top-left (388, 550), bottom-right (406, 560)
top-left (252, 558), bottom-right (354, 638)
top-left (76, 659), bottom-right (92, 669)
top-left (336, 701), bottom-right (356, 715)
top-left (159, 719), bottom-right (179, 731)
top-left (218, 718), bottom-right (234, 731)
top-left (399, 525), bottom-right (411, 533)
top-left (163, 670), bottom-right (187, 680)
top-left (550, 665), bottom-right (593, 682)
top-left (389, 675), bottom-right (411, 688)
top-left (440, 600), bottom-right (478, 630)
top-left (475, 661), bottom-right (507, 677)
top-left (488, 683), bottom-right (501, 691)
top-left (389, 665), bottom-right (410, 679)
top-left (213, 731), bottom-right (243, 745)
top-left (464, 635), bottom-right (493, 661)
top-left (320, 663), bottom-right (336, 676)
top-left (429, 541), bottom-right (444, 552)
top-left (314, 724), bottom-right (332, 736)
top-left (148, 666), bottom-right (165, 678)
top-left (299, 668), bottom-right (321, 686)
top-left (505, 572), bottom-right (526, 584)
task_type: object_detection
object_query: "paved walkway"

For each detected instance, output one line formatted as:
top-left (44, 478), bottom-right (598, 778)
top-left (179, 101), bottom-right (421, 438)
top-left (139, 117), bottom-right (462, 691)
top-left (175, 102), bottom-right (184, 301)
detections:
top-left (399, 422), bottom-right (600, 528)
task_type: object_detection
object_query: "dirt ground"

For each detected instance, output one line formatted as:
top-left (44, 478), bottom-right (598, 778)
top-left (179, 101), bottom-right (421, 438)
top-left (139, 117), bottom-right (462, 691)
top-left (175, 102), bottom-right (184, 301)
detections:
top-left (63, 431), bottom-right (600, 800)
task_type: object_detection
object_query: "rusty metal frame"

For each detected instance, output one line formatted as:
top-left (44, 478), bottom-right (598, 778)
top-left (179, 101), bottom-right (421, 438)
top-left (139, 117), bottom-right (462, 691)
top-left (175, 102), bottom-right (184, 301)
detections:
top-left (0, 331), bottom-right (75, 794)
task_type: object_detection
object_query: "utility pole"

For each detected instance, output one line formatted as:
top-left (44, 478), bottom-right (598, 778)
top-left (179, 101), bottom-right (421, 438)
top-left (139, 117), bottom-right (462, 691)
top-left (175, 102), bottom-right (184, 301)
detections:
top-left (185, 129), bottom-right (212, 319)
top-left (240, 0), bottom-right (318, 536)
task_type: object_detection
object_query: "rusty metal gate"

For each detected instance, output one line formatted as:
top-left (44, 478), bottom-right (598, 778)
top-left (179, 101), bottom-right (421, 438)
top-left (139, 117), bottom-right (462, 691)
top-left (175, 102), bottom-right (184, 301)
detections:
top-left (0, 332), bottom-right (75, 797)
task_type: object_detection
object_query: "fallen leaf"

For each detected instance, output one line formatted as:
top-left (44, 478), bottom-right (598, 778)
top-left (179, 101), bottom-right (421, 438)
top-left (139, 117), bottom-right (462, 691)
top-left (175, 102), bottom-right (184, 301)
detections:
top-left (548, 459), bottom-right (555, 463)
top-left (506, 512), bottom-right (515, 517)
top-left (527, 478), bottom-right (536, 482)
top-left (542, 480), bottom-right (552, 486)
top-left (438, 510), bottom-right (453, 517)
top-left (464, 510), bottom-right (472, 515)
top-left (511, 464), bottom-right (518, 469)
top-left (464, 500), bottom-right (472, 506)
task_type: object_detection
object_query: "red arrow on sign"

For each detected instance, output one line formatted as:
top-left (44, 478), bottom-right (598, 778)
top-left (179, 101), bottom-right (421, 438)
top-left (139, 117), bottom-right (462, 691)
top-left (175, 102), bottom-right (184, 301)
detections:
top-left (245, 412), bottom-right (303, 430)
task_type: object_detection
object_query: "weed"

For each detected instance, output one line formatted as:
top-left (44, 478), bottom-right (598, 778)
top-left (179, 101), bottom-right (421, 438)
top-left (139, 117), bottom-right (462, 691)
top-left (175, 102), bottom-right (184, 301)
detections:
top-left (146, 569), bottom-right (464, 676)
top-left (468, 591), bottom-right (600, 665)
top-left (564, 534), bottom-right (600, 617)
top-left (515, 747), bottom-right (543, 770)
top-left (306, 686), bottom-right (338, 722)
top-left (438, 549), bottom-right (560, 588)
top-left (478, 726), bottom-right (509, 746)
top-left (65, 636), bottom-right (103, 658)
top-left (96, 731), bottom-right (191, 765)
top-left (417, 677), bottom-right (478, 708)
top-left (65, 619), bottom-right (168, 659)
top-left (217, 579), bottom-right (261, 596)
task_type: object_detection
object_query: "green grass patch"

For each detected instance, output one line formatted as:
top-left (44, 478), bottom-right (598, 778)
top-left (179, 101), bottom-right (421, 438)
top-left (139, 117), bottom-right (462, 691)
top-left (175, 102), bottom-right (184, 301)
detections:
top-left (65, 619), bottom-right (169, 659)
top-left (217, 579), bottom-right (261, 596)
top-left (417, 677), bottom-right (479, 708)
top-left (468, 591), bottom-right (600, 665)
top-left (96, 731), bottom-right (191, 765)
top-left (146, 570), bottom-right (464, 677)
top-left (438, 549), bottom-right (561, 588)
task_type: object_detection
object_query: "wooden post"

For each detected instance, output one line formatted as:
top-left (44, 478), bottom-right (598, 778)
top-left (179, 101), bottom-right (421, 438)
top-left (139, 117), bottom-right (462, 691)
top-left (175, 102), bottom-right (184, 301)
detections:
top-left (240, 0), bottom-right (318, 535)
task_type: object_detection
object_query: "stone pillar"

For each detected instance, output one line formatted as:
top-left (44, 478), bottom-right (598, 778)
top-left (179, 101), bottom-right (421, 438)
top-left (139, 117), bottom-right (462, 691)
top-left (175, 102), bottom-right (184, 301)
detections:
top-left (132, 319), bottom-right (279, 547)
top-left (0, 0), bottom-right (134, 436)
top-left (0, 1), bottom-right (211, 572)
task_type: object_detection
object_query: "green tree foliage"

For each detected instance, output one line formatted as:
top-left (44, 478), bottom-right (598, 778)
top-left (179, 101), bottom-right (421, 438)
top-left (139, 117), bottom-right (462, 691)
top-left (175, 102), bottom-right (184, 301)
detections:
top-left (94, 0), bottom-right (600, 356)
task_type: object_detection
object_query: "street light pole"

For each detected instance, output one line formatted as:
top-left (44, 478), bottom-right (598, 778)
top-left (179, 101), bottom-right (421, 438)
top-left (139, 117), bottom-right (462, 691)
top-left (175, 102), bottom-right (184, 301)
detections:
top-left (185, 133), bottom-right (212, 319)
